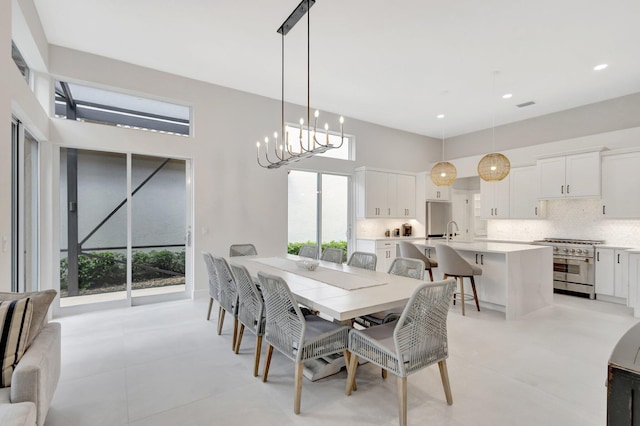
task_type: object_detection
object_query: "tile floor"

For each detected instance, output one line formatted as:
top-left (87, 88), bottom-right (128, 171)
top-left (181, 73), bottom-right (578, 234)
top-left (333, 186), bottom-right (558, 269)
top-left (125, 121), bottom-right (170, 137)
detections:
top-left (45, 294), bottom-right (638, 425)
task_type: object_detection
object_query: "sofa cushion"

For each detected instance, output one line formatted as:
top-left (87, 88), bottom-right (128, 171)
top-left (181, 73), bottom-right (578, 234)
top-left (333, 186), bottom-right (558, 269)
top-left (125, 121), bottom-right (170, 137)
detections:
top-left (0, 291), bottom-right (56, 349)
top-left (0, 299), bottom-right (33, 388)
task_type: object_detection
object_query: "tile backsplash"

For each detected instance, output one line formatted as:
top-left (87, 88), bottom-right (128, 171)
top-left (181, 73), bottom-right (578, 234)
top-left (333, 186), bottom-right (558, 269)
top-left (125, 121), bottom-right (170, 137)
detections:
top-left (488, 198), bottom-right (640, 247)
top-left (357, 218), bottom-right (424, 238)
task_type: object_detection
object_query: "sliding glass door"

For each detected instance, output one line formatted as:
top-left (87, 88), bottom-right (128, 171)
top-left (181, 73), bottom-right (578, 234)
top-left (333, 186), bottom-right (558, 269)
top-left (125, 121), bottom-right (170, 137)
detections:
top-left (11, 118), bottom-right (39, 293)
top-left (59, 148), bottom-right (191, 309)
top-left (288, 170), bottom-right (351, 260)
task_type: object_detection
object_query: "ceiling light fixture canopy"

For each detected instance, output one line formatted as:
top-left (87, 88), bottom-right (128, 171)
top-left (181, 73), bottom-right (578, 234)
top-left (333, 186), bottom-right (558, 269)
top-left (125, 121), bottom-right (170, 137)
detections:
top-left (430, 116), bottom-right (457, 186)
top-left (256, 0), bottom-right (345, 169)
top-left (478, 71), bottom-right (510, 182)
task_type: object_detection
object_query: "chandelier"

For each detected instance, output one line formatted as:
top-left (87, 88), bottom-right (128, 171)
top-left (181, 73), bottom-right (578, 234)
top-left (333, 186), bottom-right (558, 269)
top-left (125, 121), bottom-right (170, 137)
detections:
top-left (478, 71), bottom-right (510, 181)
top-left (256, 0), bottom-right (345, 169)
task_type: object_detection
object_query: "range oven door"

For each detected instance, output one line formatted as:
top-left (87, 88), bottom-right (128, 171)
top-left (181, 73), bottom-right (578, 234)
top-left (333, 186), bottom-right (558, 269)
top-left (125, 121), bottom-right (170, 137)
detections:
top-left (553, 257), bottom-right (595, 285)
top-left (553, 256), bottom-right (594, 285)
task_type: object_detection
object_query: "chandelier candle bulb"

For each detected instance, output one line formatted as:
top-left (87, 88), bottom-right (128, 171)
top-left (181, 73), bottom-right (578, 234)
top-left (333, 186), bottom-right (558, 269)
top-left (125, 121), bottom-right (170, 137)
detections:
top-left (325, 123), bottom-right (329, 143)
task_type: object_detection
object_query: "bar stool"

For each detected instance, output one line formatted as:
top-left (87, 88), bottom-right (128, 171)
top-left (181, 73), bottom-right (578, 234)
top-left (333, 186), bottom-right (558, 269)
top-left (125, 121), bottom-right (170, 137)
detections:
top-left (435, 244), bottom-right (482, 316)
top-left (397, 241), bottom-right (438, 281)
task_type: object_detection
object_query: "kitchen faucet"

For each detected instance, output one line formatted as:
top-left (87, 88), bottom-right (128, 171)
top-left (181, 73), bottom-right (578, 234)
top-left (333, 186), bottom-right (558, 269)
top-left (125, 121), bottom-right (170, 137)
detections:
top-left (446, 220), bottom-right (459, 243)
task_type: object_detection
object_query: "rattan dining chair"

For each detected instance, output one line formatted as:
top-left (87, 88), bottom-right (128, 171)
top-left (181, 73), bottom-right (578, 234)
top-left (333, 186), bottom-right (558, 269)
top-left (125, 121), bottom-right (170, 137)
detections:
top-left (229, 243), bottom-right (258, 257)
top-left (298, 244), bottom-right (318, 259)
top-left (230, 263), bottom-right (265, 377)
top-left (346, 278), bottom-right (457, 426)
top-left (202, 251), bottom-right (220, 322)
top-left (347, 251), bottom-right (377, 271)
top-left (320, 247), bottom-right (344, 264)
top-left (211, 255), bottom-right (239, 350)
top-left (257, 271), bottom-right (350, 414)
top-left (397, 241), bottom-right (438, 281)
top-left (356, 257), bottom-right (426, 328)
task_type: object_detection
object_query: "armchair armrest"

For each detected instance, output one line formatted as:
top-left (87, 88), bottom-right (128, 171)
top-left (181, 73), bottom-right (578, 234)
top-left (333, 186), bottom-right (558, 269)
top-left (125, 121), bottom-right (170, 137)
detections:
top-left (10, 322), bottom-right (61, 426)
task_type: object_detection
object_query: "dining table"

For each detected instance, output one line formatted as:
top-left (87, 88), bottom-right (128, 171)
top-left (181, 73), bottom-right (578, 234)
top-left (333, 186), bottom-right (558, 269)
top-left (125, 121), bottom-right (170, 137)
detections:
top-left (229, 254), bottom-right (430, 322)
top-left (228, 254), bottom-right (435, 381)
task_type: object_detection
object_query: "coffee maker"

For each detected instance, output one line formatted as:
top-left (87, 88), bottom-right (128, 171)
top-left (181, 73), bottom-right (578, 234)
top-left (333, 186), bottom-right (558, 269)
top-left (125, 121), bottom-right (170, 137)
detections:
top-left (402, 223), bottom-right (412, 236)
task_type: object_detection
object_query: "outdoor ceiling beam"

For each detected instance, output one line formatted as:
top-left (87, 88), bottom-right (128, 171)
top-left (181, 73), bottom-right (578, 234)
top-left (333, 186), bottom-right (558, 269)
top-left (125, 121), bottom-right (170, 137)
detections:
top-left (59, 81), bottom-right (77, 120)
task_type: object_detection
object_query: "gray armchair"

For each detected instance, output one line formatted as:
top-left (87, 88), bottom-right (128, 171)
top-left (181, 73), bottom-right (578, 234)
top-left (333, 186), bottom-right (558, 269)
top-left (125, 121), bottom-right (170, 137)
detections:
top-left (258, 272), bottom-right (349, 414)
top-left (346, 279), bottom-right (457, 426)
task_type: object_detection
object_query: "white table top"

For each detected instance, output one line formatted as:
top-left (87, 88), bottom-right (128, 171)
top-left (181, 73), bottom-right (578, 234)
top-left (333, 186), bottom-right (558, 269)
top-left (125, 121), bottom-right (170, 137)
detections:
top-left (229, 254), bottom-right (434, 322)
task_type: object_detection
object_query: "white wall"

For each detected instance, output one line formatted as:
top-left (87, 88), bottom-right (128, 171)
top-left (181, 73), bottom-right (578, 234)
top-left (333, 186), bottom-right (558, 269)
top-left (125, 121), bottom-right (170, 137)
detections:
top-left (1, 0), bottom-right (50, 292)
top-left (446, 92), bottom-right (640, 160)
top-left (45, 45), bottom-right (439, 298)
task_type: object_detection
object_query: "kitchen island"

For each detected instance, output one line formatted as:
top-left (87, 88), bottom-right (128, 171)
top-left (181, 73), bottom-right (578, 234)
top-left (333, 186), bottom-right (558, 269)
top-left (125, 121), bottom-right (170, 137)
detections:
top-left (417, 240), bottom-right (553, 320)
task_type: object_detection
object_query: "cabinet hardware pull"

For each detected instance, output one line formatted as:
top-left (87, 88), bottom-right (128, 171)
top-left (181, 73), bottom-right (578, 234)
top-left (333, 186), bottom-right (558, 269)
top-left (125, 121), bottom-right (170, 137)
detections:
top-left (602, 205), bottom-right (606, 215)
top-left (495, 208), bottom-right (498, 216)
top-left (481, 254), bottom-right (484, 265)
top-left (561, 185), bottom-right (564, 194)
top-left (475, 254), bottom-right (478, 264)
top-left (597, 252), bottom-right (599, 262)
top-left (567, 184), bottom-right (570, 194)
top-left (535, 207), bottom-right (538, 216)
top-left (618, 254), bottom-right (620, 264)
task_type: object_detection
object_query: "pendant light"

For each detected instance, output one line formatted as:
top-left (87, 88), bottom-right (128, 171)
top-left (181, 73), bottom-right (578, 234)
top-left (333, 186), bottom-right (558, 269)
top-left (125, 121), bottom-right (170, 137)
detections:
top-left (478, 71), bottom-right (510, 181)
top-left (430, 116), bottom-right (457, 186)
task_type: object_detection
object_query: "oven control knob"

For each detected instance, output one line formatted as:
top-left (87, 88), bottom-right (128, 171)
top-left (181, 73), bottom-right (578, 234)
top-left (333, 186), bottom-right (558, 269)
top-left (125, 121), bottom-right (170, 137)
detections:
top-left (553, 246), bottom-right (559, 252)
top-left (577, 249), bottom-right (583, 254)
top-left (583, 249), bottom-right (589, 256)
top-left (563, 248), bottom-right (569, 253)
top-left (570, 248), bottom-right (576, 254)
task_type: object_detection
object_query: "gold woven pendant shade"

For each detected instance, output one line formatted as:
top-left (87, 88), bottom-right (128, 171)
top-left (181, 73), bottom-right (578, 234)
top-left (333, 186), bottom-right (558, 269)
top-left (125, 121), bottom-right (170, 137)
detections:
top-left (430, 161), bottom-right (457, 186)
top-left (477, 152), bottom-right (510, 181)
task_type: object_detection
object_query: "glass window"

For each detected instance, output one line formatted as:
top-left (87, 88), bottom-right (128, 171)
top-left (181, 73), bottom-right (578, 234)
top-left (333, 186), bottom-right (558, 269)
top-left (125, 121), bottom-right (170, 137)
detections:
top-left (54, 81), bottom-right (191, 136)
top-left (11, 41), bottom-right (30, 83)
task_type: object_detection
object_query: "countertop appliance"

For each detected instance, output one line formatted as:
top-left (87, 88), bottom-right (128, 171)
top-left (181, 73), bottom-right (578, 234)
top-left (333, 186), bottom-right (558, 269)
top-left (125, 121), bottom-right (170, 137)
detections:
top-left (533, 237), bottom-right (605, 299)
top-left (426, 201), bottom-right (452, 238)
top-left (402, 223), bottom-right (412, 236)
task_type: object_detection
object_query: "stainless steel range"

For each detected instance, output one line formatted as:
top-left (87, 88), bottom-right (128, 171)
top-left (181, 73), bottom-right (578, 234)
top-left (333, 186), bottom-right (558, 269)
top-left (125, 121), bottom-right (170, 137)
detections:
top-left (533, 238), bottom-right (605, 299)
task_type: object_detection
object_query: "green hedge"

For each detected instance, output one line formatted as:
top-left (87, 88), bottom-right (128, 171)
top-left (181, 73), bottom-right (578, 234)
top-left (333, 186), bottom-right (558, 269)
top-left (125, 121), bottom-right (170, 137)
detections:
top-left (288, 240), bottom-right (347, 261)
top-left (60, 249), bottom-right (185, 291)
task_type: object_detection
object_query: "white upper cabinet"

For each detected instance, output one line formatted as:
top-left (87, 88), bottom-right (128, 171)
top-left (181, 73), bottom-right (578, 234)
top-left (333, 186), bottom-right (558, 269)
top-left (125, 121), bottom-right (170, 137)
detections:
top-left (396, 174), bottom-right (416, 217)
top-left (509, 166), bottom-right (545, 219)
top-left (480, 176), bottom-right (510, 219)
top-left (425, 176), bottom-right (451, 201)
top-left (356, 169), bottom-right (415, 219)
top-left (357, 170), bottom-right (389, 217)
top-left (601, 151), bottom-right (640, 218)
top-left (537, 151), bottom-right (601, 199)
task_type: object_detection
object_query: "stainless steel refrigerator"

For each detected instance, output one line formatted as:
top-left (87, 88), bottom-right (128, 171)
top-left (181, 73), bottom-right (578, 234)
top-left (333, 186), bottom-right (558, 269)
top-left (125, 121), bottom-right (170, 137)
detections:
top-left (426, 201), bottom-right (452, 238)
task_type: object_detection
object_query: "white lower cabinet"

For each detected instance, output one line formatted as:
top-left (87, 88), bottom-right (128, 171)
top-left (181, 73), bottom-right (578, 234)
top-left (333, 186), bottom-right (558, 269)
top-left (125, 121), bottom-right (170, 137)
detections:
top-left (376, 241), bottom-right (396, 272)
top-left (596, 248), bottom-right (628, 301)
top-left (457, 251), bottom-right (507, 307)
top-left (628, 253), bottom-right (640, 314)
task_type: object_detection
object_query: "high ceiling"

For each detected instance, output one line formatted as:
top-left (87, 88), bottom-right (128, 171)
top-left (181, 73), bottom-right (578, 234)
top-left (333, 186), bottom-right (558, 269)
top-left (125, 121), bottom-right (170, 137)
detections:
top-left (33, 0), bottom-right (640, 138)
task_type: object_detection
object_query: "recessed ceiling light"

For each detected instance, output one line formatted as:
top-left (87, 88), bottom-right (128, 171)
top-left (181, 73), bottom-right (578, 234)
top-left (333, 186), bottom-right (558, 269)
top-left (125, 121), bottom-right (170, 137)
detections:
top-left (502, 93), bottom-right (513, 99)
top-left (437, 114), bottom-right (445, 119)
top-left (593, 64), bottom-right (608, 71)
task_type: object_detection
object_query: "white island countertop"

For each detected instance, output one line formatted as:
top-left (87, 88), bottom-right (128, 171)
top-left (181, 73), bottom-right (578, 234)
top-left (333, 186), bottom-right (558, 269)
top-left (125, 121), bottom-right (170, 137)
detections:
top-left (419, 240), bottom-right (548, 254)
